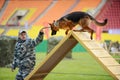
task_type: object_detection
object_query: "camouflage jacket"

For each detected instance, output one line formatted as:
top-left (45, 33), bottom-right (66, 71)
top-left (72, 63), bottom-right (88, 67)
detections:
top-left (12, 32), bottom-right (44, 69)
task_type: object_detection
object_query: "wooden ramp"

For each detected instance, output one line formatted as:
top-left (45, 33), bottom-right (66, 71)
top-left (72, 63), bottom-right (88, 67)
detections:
top-left (25, 31), bottom-right (120, 80)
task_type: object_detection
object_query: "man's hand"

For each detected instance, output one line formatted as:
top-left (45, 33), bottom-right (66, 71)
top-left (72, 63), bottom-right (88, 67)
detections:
top-left (11, 65), bottom-right (15, 72)
top-left (11, 68), bottom-right (14, 72)
top-left (40, 28), bottom-right (44, 33)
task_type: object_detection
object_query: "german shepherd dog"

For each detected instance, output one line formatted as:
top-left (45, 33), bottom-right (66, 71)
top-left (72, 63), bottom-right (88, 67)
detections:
top-left (49, 11), bottom-right (107, 39)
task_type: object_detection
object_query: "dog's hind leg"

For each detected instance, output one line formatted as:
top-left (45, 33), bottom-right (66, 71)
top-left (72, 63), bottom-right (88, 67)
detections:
top-left (84, 27), bottom-right (94, 40)
top-left (90, 29), bottom-right (94, 40)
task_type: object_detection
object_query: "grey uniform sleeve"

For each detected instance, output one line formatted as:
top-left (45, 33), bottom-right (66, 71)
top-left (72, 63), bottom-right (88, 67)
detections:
top-left (30, 32), bottom-right (44, 48)
top-left (12, 44), bottom-right (18, 69)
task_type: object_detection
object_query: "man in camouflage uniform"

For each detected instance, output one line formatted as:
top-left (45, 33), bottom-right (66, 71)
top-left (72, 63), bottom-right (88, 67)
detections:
top-left (11, 28), bottom-right (44, 80)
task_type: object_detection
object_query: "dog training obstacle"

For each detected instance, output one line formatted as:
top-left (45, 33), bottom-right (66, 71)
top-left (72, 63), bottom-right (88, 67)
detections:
top-left (25, 31), bottom-right (120, 80)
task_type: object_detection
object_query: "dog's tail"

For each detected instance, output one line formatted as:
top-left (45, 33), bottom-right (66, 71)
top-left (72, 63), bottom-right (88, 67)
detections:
top-left (94, 18), bottom-right (107, 26)
top-left (88, 14), bottom-right (108, 26)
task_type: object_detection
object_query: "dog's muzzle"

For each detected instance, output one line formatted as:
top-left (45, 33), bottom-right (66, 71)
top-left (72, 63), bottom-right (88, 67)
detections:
top-left (51, 30), bottom-right (57, 35)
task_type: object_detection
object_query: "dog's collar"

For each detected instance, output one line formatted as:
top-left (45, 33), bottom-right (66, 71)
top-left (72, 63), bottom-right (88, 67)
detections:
top-left (54, 21), bottom-right (59, 27)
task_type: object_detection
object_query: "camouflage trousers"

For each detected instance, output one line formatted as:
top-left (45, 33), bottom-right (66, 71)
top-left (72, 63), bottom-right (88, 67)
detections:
top-left (15, 60), bottom-right (35, 80)
top-left (16, 66), bottom-right (33, 80)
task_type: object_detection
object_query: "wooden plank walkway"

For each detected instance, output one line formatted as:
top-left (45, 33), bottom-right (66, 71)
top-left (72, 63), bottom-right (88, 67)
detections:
top-left (25, 31), bottom-right (120, 80)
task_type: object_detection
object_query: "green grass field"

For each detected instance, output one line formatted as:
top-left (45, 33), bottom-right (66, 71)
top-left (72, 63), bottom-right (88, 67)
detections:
top-left (0, 52), bottom-right (117, 80)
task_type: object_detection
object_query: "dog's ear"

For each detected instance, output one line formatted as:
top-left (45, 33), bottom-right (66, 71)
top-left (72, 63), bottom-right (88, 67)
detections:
top-left (48, 23), bottom-right (53, 31)
top-left (49, 23), bottom-right (53, 28)
top-left (53, 20), bottom-right (55, 22)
